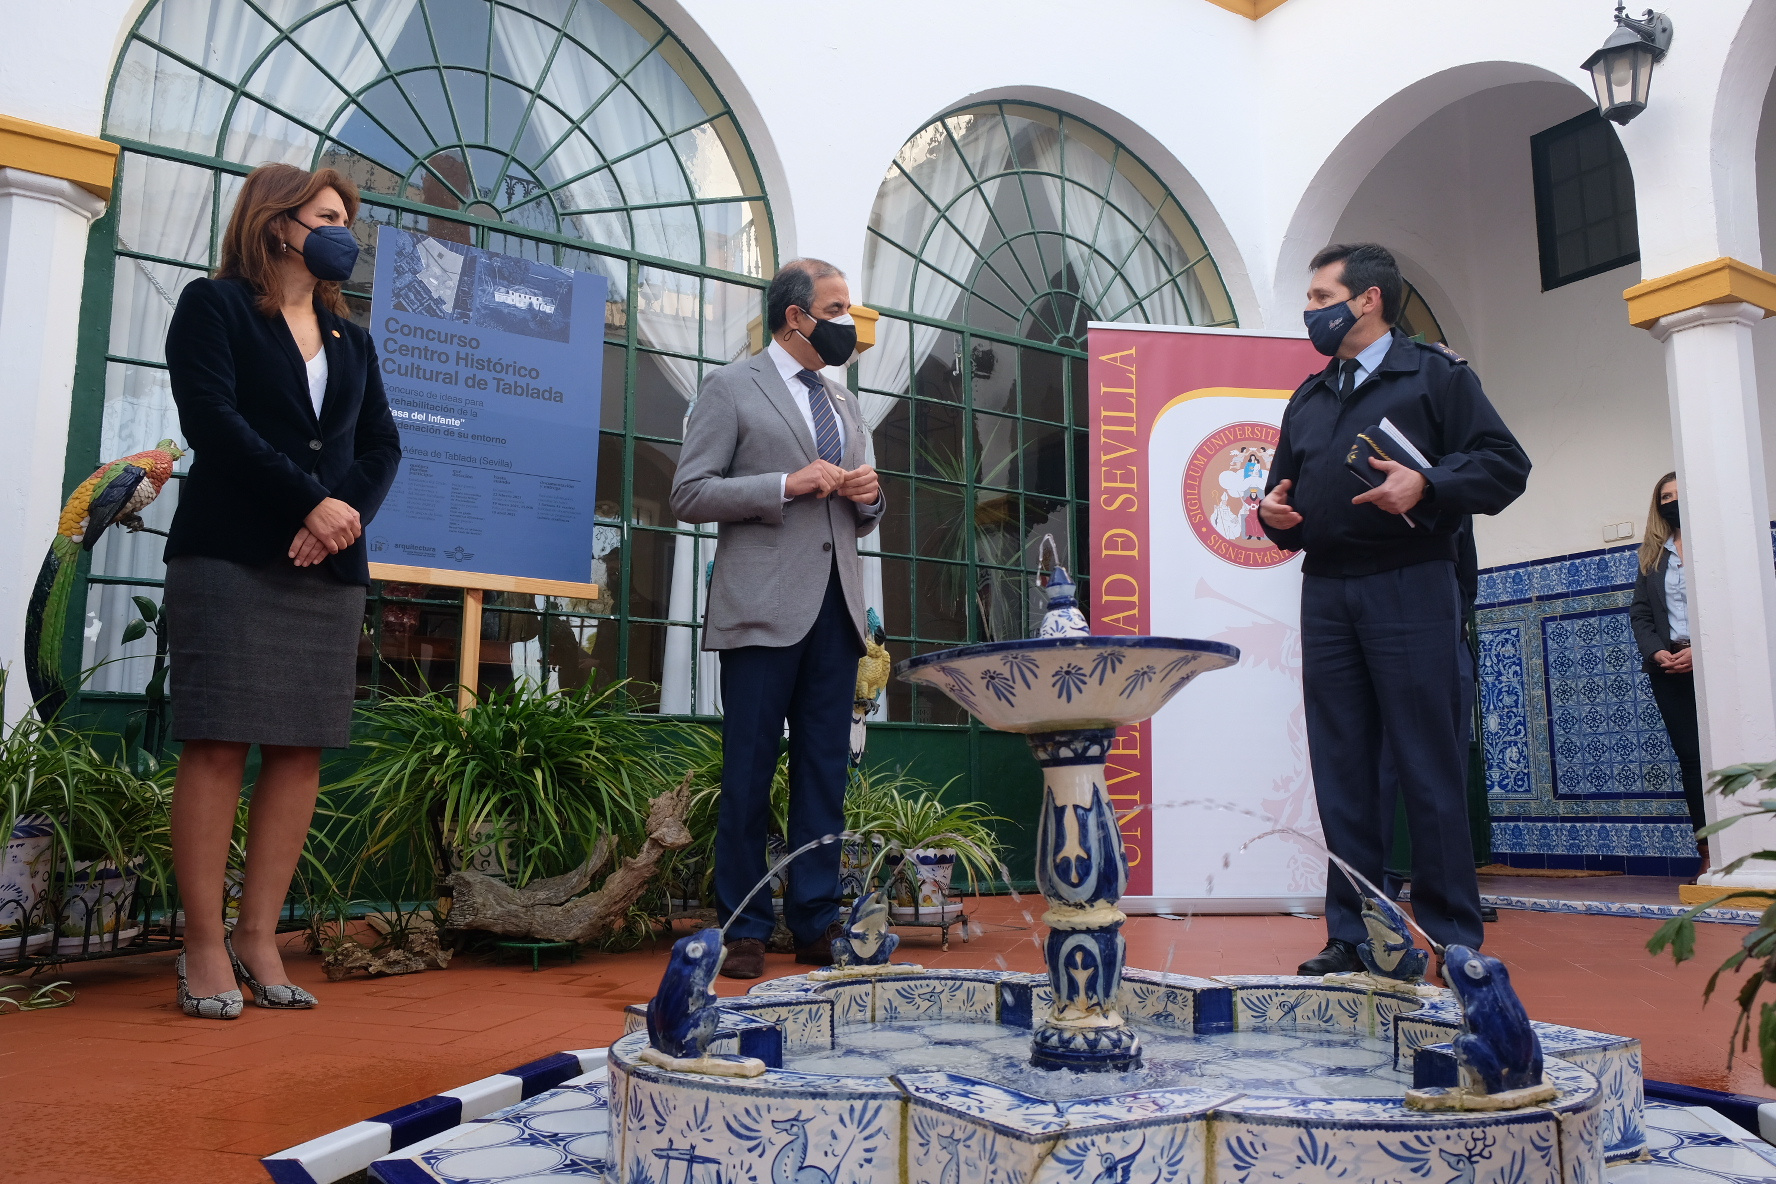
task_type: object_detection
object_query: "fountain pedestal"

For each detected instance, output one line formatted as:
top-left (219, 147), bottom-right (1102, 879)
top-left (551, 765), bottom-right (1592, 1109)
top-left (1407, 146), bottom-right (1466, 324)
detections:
top-left (900, 633), bottom-right (1238, 1072)
top-left (1028, 728), bottom-right (1138, 1071)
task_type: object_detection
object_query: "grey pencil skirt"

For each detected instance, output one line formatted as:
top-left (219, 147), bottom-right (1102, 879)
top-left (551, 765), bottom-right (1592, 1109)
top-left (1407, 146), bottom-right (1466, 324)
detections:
top-left (165, 556), bottom-right (366, 748)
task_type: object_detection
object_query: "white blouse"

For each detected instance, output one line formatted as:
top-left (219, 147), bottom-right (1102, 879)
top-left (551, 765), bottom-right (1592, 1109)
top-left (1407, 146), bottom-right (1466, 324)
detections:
top-left (305, 346), bottom-right (329, 419)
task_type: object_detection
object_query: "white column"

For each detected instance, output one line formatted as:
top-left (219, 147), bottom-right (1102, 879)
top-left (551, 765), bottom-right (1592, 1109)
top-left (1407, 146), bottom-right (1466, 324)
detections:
top-left (1651, 302), bottom-right (1776, 887)
top-left (0, 168), bottom-right (105, 726)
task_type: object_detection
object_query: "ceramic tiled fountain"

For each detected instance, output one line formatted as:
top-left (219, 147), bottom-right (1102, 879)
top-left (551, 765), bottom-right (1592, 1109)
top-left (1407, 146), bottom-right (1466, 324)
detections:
top-left (597, 564), bottom-right (1648, 1184)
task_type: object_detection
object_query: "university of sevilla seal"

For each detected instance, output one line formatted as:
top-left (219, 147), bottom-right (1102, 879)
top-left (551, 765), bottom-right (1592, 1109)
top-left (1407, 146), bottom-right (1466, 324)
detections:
top-left (1181, 422), bottom-right (1294, 569)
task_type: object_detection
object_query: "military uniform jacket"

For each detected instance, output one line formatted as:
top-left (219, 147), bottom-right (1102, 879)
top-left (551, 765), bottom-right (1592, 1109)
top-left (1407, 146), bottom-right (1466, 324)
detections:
top-left (1261, 331), bottom-right (1530, 578)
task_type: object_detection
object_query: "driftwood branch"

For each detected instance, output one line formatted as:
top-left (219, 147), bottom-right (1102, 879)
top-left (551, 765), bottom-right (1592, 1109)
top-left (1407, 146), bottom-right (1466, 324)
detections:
top-left (441, 777), bottom-right (695, 944)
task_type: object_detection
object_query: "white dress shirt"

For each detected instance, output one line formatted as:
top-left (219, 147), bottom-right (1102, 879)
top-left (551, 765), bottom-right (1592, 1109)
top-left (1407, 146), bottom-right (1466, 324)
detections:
top-left (304, 347), bottom-right (329, 418)
top-left (1345, 330), bottom-right (1394, 391)
top-left (768, 339), bottom-right (846, 502)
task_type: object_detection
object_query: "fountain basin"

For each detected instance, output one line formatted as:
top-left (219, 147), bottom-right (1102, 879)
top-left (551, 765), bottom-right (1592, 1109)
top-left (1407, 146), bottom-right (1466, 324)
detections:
top-left (610, 967), bottom-right (1642, 1183)
top-left (897, 637), bottom-right (1237, 734)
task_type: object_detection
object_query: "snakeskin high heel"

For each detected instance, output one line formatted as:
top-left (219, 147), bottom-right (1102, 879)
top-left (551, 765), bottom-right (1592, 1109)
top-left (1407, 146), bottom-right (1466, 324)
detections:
top-left (226, 935), bottom-right (317, 1009)
top-left (175, 952), bottom-right (243, 1020)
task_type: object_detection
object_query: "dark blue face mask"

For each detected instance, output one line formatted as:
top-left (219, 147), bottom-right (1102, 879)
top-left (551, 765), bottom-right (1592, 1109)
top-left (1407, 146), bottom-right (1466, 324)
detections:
top-left (291, 216), bottom-right (359, 282)
top-left (1303, 299), bottom-right (1359, 356)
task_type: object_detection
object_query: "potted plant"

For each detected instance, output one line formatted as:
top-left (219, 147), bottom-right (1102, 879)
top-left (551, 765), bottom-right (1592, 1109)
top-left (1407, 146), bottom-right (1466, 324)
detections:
top-left (334, 679), bottom-right (695, 906)
top-left (0, 674), bottom-right (170, 959)
top-left (845, 769), bottom-right (1008, 922)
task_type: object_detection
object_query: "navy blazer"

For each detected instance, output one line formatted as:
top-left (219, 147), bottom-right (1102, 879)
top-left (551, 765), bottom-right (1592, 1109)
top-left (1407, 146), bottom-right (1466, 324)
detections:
top-left (163, 277), bottom-right (401, 585)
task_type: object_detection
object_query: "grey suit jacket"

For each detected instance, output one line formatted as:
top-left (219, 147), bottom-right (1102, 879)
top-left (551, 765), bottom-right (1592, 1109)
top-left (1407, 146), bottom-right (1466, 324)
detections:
top-left (669, 351), bottom-right (885, 650)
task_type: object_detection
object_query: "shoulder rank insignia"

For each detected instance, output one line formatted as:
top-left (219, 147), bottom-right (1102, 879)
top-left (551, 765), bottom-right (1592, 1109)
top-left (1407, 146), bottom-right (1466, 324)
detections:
top-left (1426, 340), bottom-right (1467, 364)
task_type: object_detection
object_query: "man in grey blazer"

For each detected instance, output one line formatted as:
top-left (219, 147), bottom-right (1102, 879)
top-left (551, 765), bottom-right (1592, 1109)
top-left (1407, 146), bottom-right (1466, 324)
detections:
top-left (670, 258), bottom-right (885, 978)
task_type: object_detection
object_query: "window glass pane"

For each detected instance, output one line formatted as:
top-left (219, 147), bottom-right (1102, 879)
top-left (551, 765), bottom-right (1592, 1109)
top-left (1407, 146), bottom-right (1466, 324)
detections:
top-left (912, 401), bottom-right (966, 480)
top-left (870, 396), bottom-right (911, 473)
top-left (624, 528), bottom-right (676, 620)
top-left (110, 258), bottom-right (203, 365)
top-left (874, 475), bottom-right (912, 554)
top-left (632, 438), bottom-right (680, 526)
top-left (914, 563), bottom-right (968, 642)
top-left (914, 481), bottom-right (967, 564)
top-left (884, 639), bottom-right (913, 721)
top-left (878, 557), bottom-right (912, 639)
top-left (596, 431), bottom-right (625, 516)
top-left (635, 351), bottom-right (693, 440)
top-left (974, 411), bottom-right (1019, 490)
top-left (1023, 419), bottom-right (1068, 498)
top-left (970, 340), bottom-right (1016, 415)
top-left (102, 363), bottom-right (182, 467)
top-left (117, 155), bottom-right (214, 266)
top-left (704, 278), bottom-right (759, 363)
top-left (79, 583), bottom-right (164, 694)
top-left (626, 621), bottom-right (667, 710)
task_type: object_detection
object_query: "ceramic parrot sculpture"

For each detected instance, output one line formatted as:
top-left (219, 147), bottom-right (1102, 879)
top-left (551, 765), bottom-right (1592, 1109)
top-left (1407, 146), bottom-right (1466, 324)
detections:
top-left (24, 439), bottom-right (185, 719)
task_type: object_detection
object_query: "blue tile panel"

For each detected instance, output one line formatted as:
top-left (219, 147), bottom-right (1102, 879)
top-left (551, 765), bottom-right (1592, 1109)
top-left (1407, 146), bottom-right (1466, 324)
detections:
top-left (1474, 538), bottom-right (1702, 864)
top-left (1543, 608), bottom-right (1683, 798)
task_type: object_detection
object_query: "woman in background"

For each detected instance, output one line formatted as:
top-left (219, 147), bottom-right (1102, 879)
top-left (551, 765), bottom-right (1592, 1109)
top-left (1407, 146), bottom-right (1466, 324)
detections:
top-left (1629, 471), bottom-right (1706, 876)
top-left (162, 164), bottom-right (400, 1018)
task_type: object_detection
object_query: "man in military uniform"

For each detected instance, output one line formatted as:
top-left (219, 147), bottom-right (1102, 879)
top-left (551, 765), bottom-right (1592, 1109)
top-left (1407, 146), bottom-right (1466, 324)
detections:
top-left (1260, 243), bottom-right (1530, 975)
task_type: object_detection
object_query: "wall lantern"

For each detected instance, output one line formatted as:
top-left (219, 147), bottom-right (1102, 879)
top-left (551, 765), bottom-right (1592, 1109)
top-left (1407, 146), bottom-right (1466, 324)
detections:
top-left (1582, 3), bottom-right (1674, 125)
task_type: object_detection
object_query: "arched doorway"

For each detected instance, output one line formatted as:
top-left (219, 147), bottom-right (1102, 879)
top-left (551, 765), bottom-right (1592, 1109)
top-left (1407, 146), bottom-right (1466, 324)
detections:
top-left (857, 101), bottom-right (1235, 723)
top-left (70, 0), bottom-right (773, 716)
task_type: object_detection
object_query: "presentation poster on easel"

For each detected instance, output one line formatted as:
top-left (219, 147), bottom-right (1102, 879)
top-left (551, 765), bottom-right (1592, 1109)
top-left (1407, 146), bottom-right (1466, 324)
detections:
top-left (369, 225), bottom-right (606, 584)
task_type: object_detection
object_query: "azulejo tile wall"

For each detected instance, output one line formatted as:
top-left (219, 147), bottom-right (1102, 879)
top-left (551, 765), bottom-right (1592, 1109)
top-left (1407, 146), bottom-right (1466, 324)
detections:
top-left (1476, 543), bottom-right (1697, 874)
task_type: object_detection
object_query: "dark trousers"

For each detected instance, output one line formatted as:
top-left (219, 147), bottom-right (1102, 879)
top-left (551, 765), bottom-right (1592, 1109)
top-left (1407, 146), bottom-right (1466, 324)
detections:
top-left (1646, 667), bottom-right (1706, 834)
top-left (714, 568), bottom-right (861, 945)
top-left (1302, 560), bottom-right (1483, 950)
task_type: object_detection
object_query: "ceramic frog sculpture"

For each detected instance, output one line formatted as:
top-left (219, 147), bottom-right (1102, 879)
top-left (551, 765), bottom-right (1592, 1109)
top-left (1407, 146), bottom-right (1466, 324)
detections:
top-left (1442, 944), bottom-right (1544, 1094)
top-left (646, 926), bottom-right (725, 1059)
top-left (1355, 893), bottom-right (1430, 983)
top-left (830, 890), bottom-right (899, 967)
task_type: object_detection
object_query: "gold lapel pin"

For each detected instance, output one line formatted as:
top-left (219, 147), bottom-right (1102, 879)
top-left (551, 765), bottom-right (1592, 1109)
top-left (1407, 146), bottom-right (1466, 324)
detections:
top-left (331, 329), bottom-right (341, 337)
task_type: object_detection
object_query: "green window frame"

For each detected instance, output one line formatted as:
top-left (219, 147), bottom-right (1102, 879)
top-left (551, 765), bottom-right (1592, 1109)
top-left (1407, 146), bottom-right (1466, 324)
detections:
top-left (857, 102), bottom-right (1236, 725)
top-left (64, 0), bottom-right (775, 719)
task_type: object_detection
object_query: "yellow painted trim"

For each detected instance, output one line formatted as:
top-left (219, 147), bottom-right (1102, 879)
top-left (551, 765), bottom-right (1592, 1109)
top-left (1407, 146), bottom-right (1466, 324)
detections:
top-left (850, 303), bottom-right (880, 352)
top-left (1623, 257), bottom-right (1776, 329)
top-left (367, 562), bottom-right (598, 600)
top-left (1153, 386), bottom-right (1292, 425)
top-left (1201, 0), bottom-right (1293, 18)
top-left (0, 114), bottom-right (119, 199)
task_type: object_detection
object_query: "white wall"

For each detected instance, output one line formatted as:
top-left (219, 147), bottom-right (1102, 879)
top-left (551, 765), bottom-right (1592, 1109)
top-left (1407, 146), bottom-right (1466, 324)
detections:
top-left (1330, 82), bottom-right (1672, 568)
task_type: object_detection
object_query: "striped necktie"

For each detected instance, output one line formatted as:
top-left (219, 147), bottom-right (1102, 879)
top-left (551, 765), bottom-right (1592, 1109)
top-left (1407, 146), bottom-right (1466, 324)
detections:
top-left (796, 369), bottom-right (844, 465)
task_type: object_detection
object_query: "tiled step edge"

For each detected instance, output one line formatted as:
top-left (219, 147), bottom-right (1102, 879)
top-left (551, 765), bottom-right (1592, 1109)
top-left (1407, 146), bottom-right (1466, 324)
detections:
top-left (260, 1047), bottom-right (609, 1184)
top-left (1401, 888), bottom-right (1763, 926)
top-left (1645, 1078), bottom-right (1776, 1145)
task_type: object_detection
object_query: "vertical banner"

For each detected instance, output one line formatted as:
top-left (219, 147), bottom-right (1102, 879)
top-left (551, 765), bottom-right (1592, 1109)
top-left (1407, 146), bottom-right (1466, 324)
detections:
top-left (1087, 325), bottom-right (1329, 908)
top-left (370, 226), bottom-right (607, 584)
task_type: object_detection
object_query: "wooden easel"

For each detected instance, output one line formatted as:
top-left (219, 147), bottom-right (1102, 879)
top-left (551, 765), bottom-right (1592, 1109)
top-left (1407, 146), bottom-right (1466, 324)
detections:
top-left (369, 563), bottom-right (600, 712)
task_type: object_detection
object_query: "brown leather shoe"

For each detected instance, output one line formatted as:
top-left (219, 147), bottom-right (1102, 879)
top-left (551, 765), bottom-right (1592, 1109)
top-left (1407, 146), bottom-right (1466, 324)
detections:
top-left (794, 922), bottom-right (846, 967)
top-left (720, 938), bottom-right (766, 979)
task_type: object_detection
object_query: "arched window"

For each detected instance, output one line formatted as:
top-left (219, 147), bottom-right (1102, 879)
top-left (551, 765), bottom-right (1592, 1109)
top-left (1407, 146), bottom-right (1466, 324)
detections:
top-left (72, 0), bottom-right (773, 716)
top-left (856, 102), bottom-right (1233, 722)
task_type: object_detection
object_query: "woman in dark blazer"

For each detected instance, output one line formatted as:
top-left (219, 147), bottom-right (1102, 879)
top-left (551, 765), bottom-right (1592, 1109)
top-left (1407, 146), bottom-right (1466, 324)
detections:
top-left (1628, 470), bottom-right (1705, 874)
top-left (163, 164), bottom-right (400, 1018)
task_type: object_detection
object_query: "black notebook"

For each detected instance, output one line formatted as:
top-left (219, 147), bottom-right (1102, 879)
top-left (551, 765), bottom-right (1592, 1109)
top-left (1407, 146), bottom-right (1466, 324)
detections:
top-left (1345, 417), bottom-right (1432, 528)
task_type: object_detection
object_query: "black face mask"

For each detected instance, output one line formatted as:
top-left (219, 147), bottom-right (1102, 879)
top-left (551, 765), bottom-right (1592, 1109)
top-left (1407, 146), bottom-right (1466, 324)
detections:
top-left (1659, 500), bottom-right (1680, 530)
top-left (796, 309), bottom-right (858, 368)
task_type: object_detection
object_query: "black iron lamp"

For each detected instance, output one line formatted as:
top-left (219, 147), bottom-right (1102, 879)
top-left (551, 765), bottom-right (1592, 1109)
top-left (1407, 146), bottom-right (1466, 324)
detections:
top-left (1582, 3), bottom-right (1674, 125)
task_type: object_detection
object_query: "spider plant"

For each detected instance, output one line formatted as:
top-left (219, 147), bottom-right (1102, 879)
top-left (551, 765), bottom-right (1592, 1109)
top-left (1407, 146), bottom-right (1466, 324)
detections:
top-left (332, 679), bottom-right (691, 897)
top-left (0, 670), bottom-right (170, 884)
top-left (844, 768), bottom-right (1009, 895)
